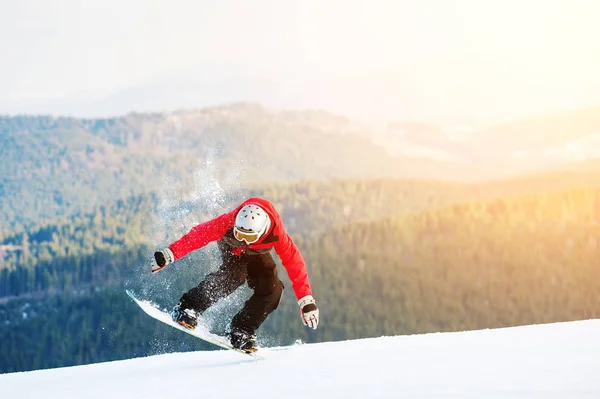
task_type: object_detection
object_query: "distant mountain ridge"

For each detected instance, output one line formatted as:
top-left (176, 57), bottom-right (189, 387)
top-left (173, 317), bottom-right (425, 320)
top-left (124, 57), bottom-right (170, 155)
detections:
top-left (0, 104), bottom-right (468, 226)
top-left (3, 103), bottom-right (600, 227)
top-left (377, 105), bottom-right (600, 173)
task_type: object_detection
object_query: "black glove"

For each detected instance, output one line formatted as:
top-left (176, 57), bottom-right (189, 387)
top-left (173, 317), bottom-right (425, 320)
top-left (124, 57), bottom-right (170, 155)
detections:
top-left (151, 248), bottom-right (174, 273)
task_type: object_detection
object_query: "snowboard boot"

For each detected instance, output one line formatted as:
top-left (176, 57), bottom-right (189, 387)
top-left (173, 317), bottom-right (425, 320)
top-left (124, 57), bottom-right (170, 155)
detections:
top-left (229, 330), bottom-right (259, 353)
top-left (171, 303), bottom-right (200, 330)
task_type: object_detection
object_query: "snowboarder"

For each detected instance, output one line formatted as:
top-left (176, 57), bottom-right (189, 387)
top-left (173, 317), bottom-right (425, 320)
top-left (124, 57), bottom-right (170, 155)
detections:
top-left (150, 197), bottom-right (319, 353)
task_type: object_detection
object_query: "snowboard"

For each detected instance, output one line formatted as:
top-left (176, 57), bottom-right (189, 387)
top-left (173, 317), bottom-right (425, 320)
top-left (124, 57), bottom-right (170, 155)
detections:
top-left (125, 289), bottom-right (263, 358)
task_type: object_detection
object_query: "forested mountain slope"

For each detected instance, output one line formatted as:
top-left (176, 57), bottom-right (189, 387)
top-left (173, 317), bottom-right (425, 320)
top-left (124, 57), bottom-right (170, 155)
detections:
top-left (7, 104), bottom-right (600, 227)
top-left (0, 106), bottom-right (464, 226)
top-left (2, 177), bottom-right (599, 373)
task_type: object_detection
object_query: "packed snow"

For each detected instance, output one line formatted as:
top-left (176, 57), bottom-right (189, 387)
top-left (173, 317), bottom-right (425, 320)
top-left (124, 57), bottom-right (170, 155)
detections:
top-left (1, 319), bottom-right (599, 399)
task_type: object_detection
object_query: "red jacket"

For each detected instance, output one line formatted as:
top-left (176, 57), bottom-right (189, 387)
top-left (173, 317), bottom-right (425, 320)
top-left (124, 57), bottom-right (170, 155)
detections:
top-left (168, 197), bottom-right (312, 301)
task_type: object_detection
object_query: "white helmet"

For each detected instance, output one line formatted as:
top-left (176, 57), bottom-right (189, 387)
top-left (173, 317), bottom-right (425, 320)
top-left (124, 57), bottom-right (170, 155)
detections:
top-left (233, 204), bottom-right (271, 244)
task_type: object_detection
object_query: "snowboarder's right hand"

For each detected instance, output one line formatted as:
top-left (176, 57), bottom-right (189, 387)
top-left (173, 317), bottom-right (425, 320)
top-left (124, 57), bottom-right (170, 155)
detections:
top-left (151, 248), bottom-right (174, 273)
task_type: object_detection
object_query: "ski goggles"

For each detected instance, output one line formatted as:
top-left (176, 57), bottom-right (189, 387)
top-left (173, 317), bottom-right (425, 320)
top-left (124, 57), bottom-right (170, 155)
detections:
top-left (233, 227), bottom-right (261, 244)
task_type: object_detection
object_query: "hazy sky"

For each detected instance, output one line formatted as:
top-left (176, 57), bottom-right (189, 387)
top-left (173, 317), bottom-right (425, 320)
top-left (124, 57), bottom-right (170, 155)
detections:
top-left (1, 0), bottom-right (600, 122)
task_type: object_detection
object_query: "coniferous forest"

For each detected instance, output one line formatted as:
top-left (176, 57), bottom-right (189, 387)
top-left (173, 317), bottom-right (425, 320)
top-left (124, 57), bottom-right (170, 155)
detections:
top-left (2, 178), bottom-right (600, 373)
top-left (2, 109), bottom-right (600, 373)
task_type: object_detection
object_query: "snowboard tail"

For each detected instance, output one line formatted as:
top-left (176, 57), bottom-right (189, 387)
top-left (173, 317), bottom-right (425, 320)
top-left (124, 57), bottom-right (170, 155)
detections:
top-left (125, 289), bottom-right (262, 358)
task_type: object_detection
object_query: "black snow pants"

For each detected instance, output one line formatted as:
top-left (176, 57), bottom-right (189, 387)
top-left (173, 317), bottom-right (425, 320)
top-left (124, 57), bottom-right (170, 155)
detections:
top-left (178, 240), bottom-right (284, 335)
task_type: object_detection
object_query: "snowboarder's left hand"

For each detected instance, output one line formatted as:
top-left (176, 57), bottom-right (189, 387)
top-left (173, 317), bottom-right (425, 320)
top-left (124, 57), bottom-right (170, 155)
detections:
top-left (298, 295), bottom-right (319, 329)
top-left (151, 248), bottom-right (174, 273)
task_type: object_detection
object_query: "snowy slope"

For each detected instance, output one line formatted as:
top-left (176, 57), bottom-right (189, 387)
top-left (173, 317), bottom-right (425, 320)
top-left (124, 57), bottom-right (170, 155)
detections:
top-left (1, 319), bottom-right (599, 399)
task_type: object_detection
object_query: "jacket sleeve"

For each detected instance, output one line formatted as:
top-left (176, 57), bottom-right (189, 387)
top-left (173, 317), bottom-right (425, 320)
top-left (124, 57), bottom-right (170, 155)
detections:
top-left (168, 210), bottom-right (236, 261)
top-left (274, 232), bottom-right (313, 301)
